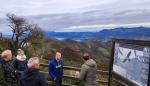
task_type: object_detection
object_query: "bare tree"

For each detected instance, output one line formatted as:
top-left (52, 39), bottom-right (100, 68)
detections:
top-left (7, 14), bottom-right (44, 55)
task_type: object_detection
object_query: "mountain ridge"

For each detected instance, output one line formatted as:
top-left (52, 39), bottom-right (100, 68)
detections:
top-left (45, 26), bottom-right (150, 41)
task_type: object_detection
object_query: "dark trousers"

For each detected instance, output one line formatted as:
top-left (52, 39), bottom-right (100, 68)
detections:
top-left (54, 78), bottom-right (62, 86)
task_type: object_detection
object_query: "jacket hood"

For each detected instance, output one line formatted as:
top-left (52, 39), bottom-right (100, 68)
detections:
top-left (16, 55), bottom-right (26, 61)
top-left (85, 59), bottom-right (96, 67)
top-left (23, 68), bottom-right (39, 81)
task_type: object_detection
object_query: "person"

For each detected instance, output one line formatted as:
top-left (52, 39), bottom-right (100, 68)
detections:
top-left (48, 52), bottom-right (63, 86)
top-left (13, 49), bottom-right (27, 78)
top-left (14, 49), bottom-right (27, 71)
top-left (20, 57), bottom-right (48, 86)
top-left (75, 53), bottom-right (98, 86)
top-left (0, 49), bottom-right (18, 86)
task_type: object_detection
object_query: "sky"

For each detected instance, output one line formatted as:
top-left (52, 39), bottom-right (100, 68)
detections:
top-left (0, 0), bottom-right (119, 17)
top-left (0, 0), bottom-right (150, 32)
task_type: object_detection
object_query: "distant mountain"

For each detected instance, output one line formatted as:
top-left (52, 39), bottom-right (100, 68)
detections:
top-left (2, 27), bottom-right (150, 41)
top-left (44, 27), bottom-right (150, 41)
top-left (1, 33), bottom-right (12, 38)
top-left (95, 27), bottom-right (150, 41)
top-left (44, 32), bottom-right (96, 41)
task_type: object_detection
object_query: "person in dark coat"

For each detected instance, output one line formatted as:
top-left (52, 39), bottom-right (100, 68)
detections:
top-left (20, 57), bottom-right (48, 86)
top-left (13, 49), bottom-right (27, 71)
top-left (13, 49), bottom-right (27, 81)
top-left (48, 52), bottom-right (63, 86)
top-left (0, 50), bottom-right (18, 86)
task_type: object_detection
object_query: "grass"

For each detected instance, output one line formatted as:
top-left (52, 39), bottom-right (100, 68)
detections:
top-left (98, 47), bottom-right (109, 57)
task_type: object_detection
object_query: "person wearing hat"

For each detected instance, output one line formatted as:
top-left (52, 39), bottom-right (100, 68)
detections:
top-left (75, 53), bottom-right (98, 86)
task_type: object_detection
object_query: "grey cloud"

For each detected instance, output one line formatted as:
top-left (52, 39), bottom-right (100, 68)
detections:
top-left (0, 0), bottom-right (150, 32)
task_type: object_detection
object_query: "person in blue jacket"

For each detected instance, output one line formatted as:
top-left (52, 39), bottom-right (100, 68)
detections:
top-left (48, 52), bottom-right (63, 86)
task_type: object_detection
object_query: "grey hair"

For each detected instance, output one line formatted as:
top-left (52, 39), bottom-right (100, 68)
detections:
top-left (27, 57), bottom-right (39, 68)
top-left (1, 50), bottom-right (12, 58)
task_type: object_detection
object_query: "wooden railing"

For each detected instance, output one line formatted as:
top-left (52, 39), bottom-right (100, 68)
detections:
top-left (40, 64), bottom-right (109, 86)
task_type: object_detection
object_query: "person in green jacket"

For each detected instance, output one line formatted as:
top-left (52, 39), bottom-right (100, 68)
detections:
top-left (75, 53), bottom-right (98, 86)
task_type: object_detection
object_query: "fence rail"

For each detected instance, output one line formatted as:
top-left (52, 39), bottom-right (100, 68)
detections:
top-left (40, 63), bottom-right (109, 86)
top-left (41, 63), bottom-right (134, 86)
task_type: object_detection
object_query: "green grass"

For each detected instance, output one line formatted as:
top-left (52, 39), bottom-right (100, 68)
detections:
top-left (98, 47), bottom-right (109, 57)
top-left (62, 58), bottom-right (83, 67)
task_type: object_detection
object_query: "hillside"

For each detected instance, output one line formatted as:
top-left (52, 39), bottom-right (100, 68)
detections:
top-left (44, 27), bottom-right (150, 41)
top-left (95, 27), bottom-right (150, 41)
top-left (43, 38), bottom-right (110, 70)
top-left (44, 32), bottom-right (96, 41)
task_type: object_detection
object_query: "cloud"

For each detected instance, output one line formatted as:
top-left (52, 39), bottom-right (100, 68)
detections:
top-left (0, 0), bottom-right (150, 32)
top-left (1, 0), bottom-right (150, 17)
top-left (59, 22), bottom-right (150, 32)
top-left (0, 0), bottom-right (118, 17)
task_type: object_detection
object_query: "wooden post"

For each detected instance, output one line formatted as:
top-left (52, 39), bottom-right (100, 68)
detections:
top-left (108, 39), bottom-right (150, 86)
top-left (108, 39), bottom-right (115, 86)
